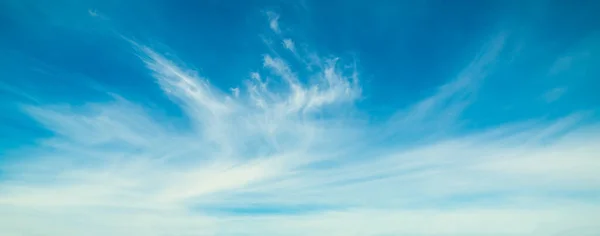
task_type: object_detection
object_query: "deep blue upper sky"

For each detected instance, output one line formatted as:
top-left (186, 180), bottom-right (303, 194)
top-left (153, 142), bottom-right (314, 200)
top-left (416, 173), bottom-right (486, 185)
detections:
top-left (2, 1), bottom-right (598, 129)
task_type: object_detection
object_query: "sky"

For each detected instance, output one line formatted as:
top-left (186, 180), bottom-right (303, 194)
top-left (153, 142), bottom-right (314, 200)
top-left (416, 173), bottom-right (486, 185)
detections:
top-left (1, 0), bottom-right (600, 235)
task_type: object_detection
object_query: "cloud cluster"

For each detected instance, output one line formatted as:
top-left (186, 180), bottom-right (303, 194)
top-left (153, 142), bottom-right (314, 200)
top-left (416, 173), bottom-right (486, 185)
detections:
top-left (0, 11), bottom-right (599, 236)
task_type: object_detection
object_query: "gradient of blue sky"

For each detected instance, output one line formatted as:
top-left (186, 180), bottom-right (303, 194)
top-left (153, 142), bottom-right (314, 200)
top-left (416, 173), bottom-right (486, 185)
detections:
top-left (1, 0), bottom-right (600, 235)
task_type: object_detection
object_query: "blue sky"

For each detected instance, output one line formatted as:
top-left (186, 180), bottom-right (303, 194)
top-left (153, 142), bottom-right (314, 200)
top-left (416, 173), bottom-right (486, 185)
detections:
top-left (1, 0), bottom-right (600, 235)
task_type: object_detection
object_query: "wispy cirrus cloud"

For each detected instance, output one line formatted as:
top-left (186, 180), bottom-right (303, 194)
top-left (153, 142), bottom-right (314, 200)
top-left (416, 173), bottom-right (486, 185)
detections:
top-left (0, 9), bottom-right (599, 236)
top-left (542, 87), bottom-right (566, 103)
top-left (266, 11), bottom-right (281, 34)
top-left (88, 9), bottom-right (99, 17)
top-left (283, 38), bottom-right (296, 53)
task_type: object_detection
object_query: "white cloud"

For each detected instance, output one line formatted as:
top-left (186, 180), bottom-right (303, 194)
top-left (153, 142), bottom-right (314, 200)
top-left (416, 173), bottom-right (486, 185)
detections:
top-left (384, 33), bottom-right (509, 138)
top-left (88, 9), bottom-right (108, 20)
top-left (542, 87), bottom-right (566, 103)
top-left (1, 12), bottom-right (599, 236)
top-left (230, 87), bottom-right (240, 98)
top-left (283, 38), bottom-right (296, 52)
top-left (266, 11), bottom-right (281, 34)
top-left (88, 9), bottom-right (98, 17)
